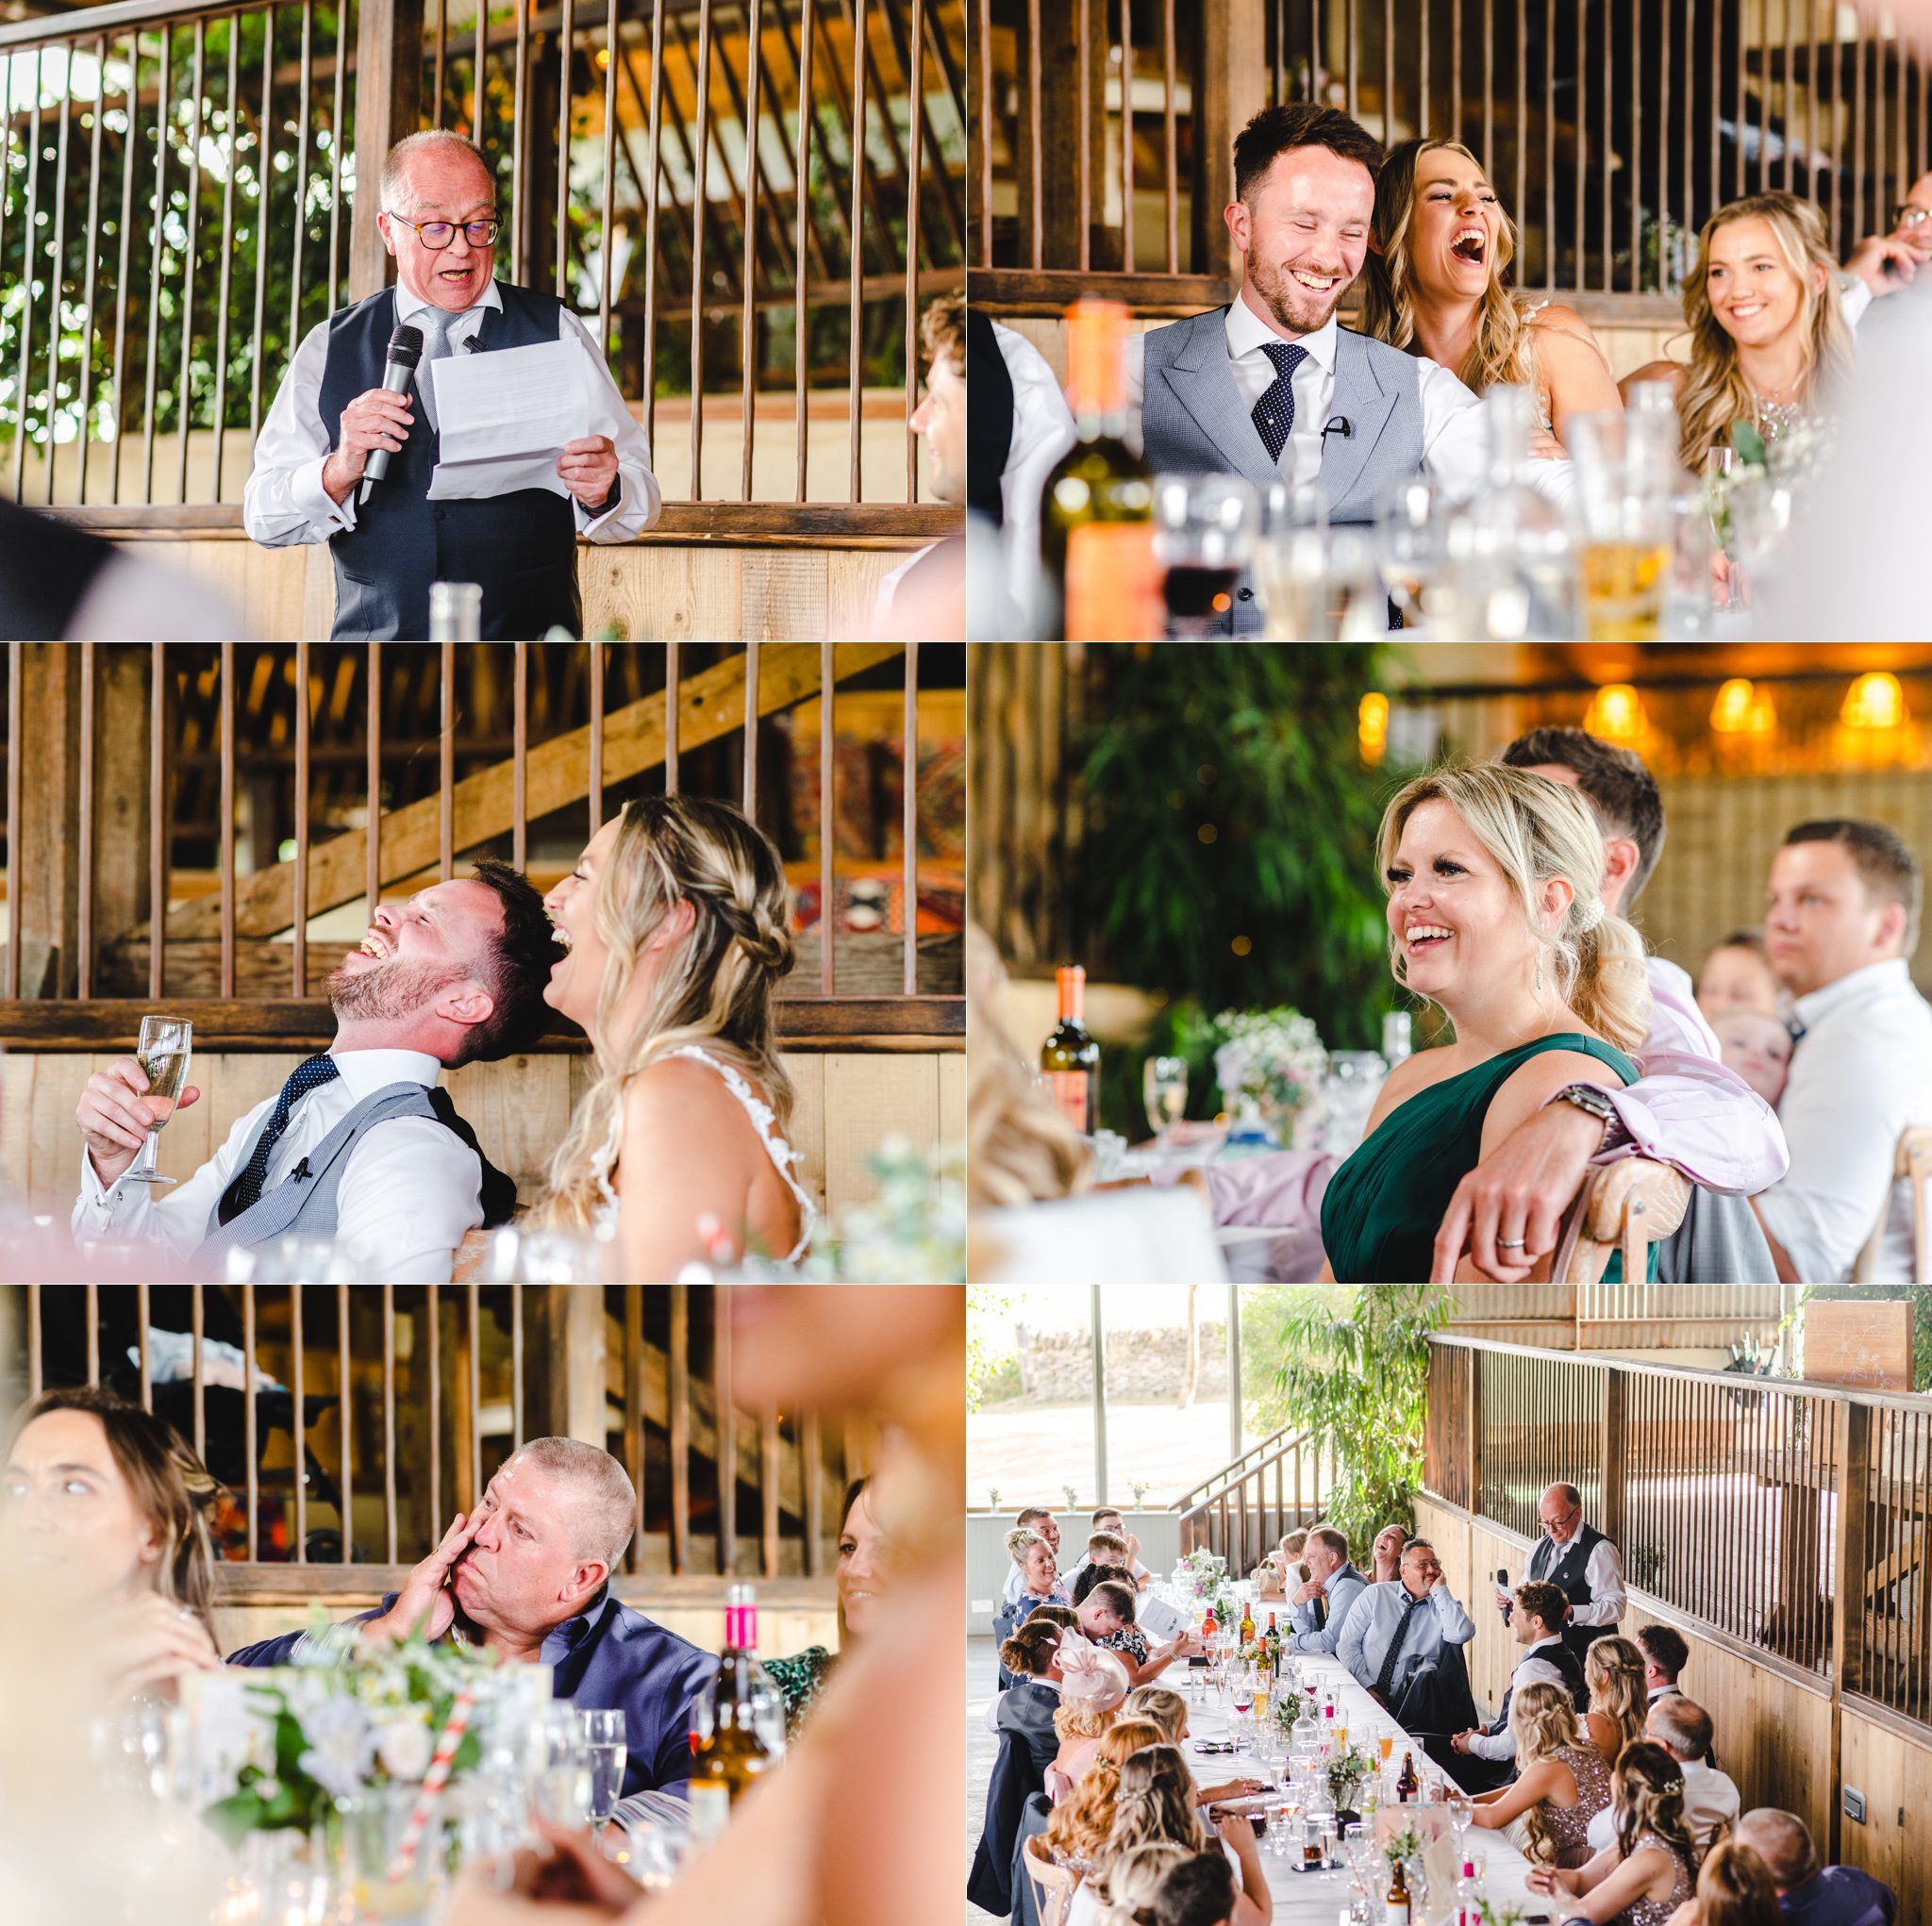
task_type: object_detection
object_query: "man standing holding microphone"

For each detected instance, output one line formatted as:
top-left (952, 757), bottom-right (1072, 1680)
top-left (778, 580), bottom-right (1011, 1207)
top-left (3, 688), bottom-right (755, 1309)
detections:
top-left (245, 131), bottom-right (658, 639)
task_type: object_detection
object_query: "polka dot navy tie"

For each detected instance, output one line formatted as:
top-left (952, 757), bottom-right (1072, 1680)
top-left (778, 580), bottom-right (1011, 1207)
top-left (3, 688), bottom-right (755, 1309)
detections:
top-left (218, 1054), bottom-right (341, 1224)
top-left (1251, 340), bottom-right (1309, 464)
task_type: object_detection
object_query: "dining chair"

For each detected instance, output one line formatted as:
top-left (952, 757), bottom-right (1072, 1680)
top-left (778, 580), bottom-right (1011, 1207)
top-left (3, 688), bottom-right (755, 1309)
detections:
top-left (1550, 1155), bottom-right (1692, 1284)
top-left (1021, 1835), bottom-right (1082, 1926)
top-left (1852, 1125), bottom-right (1932, 1281)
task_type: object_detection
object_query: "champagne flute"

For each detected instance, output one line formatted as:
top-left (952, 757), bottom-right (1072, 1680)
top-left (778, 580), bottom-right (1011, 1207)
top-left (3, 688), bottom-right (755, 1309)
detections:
top-left (1142, 1055), bottom-right (1189, 1144)
top-left (123, 1016), bottom-right (193, 1186)
top-left (579, 1708), bottom-right (626, 1844)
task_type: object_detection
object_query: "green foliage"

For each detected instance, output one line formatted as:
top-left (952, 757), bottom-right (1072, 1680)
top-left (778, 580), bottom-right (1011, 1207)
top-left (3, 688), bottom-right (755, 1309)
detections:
top-left (1257, 1286), bottom-right (1456, 1553)
top-left (967, 1286), bottom-right (1017, 1414)
top-left (1072, 644), bottom-right (1412, 1137)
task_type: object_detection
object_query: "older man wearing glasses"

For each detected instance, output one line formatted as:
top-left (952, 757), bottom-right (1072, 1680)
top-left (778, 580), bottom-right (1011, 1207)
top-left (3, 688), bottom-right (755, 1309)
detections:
top-left (1495, 1482), bottom-right (1626, 1663)
top-left (244, 130), bottom-right (658, 639)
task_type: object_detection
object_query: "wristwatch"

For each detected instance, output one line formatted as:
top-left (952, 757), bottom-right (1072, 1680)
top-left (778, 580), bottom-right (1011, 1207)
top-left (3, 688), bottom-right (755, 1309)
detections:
top-left (1553, 1082), bottom-right (1623, 1152)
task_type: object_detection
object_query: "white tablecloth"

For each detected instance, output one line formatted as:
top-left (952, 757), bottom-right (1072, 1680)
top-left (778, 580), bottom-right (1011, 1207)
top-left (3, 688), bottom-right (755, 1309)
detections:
top-left (1181, 1652), bottom-right (1535, 1924)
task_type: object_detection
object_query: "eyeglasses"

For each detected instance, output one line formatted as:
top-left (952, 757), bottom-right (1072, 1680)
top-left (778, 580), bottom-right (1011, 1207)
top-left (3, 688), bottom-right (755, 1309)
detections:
top-left (1894, 206), bottom-right (1931, 230)
top-left (386, 214), bottom-right (502, 250)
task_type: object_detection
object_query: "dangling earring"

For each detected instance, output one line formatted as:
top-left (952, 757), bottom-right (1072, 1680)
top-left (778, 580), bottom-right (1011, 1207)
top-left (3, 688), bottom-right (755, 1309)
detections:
top-left (1536, 955), bottom-right (1545, 995)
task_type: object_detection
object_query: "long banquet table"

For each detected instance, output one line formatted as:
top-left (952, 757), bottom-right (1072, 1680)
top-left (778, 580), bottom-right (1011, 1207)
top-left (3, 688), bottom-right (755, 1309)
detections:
top-left (1180, 1650), bottom-right (1536, 1924)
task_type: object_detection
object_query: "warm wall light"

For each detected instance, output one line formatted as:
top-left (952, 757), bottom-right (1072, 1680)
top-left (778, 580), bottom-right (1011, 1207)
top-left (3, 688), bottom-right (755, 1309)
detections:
top-left (1711, 677), bottom-right (1776, 736)
top-left (1842, 672), bottom-right (1907, 730)
top-left (1582, 683), bottom-right (1645, 741)
top-left (1359, 691), bottom-right (1389, 765)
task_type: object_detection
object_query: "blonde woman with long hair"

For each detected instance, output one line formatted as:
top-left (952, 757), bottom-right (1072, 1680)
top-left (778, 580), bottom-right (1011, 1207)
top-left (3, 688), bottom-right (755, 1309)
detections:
top-left (1584, 1635), bottom-right (1650, 1764)
top-left (1042, 1718), bottom-right (1169, 1869)
top-left (531, 793), bottom-right (815, 1279)
top-left (1469, 1681), bottom-right (1614, 1868)
top-left (1527, 1739), bottom-right (1698, 1925)
top-left (1363, 139), bottom-right (1623, 452)
top-left (1622, 192), bottom-right (1856, 467)
top-left (1318, 763), bottom-right (1654, 1283)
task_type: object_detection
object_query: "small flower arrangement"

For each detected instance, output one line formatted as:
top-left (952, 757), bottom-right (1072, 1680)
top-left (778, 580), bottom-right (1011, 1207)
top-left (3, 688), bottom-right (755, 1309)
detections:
top-left (1382, 1821), bottom-right (1425, 1868)
top-left (1478, 1904), bottom-right (1526, 1926)
top-left (1176, 1547), bottom-right (1236, 1623)
top-left (1210, 1008), bottom-right (1327, 1133)
top-left (203, 1613), bottom-right (502, 1843)
top-left (1325, 1743), bottom-right (1374, 1809)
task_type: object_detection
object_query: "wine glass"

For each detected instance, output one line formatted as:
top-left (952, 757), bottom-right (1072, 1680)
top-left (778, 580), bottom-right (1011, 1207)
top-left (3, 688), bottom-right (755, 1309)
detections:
top-left (1142, 1055), bottom-right (1188, 1144)
top-left (1446, 1784), bottom-right (1473, 1856)
top-left (1254, 479), bottom-right (1330, 639)
top-left (1153, 473), bottom-right (1261, 637)
top-left (578, 1709), bottom-right (626, 1841)
top-left (1373, 481), bottom-right (1455, 634)
top-left (1229, 1671), bottom-right (1256, 1751)
top-left (534, 1704), bottom-right (591, 1829)
top-left (123, 1015), bottom-right (192, 1185)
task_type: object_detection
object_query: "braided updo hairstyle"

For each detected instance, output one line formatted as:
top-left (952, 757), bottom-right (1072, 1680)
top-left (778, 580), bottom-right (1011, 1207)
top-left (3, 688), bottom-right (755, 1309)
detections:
top-left (531, 792), bottom-right (796, 1228)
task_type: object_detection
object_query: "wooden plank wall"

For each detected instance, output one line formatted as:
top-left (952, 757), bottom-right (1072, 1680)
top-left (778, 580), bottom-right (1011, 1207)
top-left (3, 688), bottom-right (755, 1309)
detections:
top-left (139, 538), bottom-right (926, 643)
top-left (1, 1047), bottom-right (966, 1221)
top-left (1417, 1495), bottom-right (1928, 1918)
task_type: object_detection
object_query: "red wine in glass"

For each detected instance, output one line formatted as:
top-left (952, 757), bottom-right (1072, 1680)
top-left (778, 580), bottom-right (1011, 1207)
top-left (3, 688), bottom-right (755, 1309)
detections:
top-left (1164, 563), bottom-right (1241, 623)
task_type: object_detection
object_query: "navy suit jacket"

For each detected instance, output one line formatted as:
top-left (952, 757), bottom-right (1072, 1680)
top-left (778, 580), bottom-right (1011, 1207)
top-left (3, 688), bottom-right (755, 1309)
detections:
top-left (226, 1589), bottom-right (718, 1798)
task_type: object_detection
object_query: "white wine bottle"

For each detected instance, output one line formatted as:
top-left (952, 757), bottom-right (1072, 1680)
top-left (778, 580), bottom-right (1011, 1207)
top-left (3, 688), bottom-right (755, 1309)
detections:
top-left (1040, 966), bottom-right (1100, 1136)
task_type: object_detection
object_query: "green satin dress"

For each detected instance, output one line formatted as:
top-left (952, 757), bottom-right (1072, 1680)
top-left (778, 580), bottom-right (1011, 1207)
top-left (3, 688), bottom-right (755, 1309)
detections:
top-left (1319, 1033), bottom-right (1653, 1284)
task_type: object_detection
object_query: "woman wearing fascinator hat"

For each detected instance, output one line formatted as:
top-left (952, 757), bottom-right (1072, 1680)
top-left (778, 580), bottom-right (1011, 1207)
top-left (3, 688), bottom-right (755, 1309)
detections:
top-left (1317, 764), bottom-right (1657, 1285)
top-left (1045, 1630), bottom-right (1133, 1799)
top-left (1526, 1739), bottom-right (1699, 1924)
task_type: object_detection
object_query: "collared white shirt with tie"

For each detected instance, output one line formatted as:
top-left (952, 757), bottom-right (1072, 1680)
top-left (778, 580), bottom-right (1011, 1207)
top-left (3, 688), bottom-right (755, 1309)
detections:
top-left (1465, 1633), bottom-right (1573, 1761)
top-left (1125, 295), bottom-right (1574, 506)
top-left (72, 1048), bottom-right (484, 1282)
top-left (243, 279), bottom-right (662, 549)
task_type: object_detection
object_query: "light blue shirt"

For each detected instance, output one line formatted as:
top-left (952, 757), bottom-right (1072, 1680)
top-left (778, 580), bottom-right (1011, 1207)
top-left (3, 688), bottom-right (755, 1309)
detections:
top-left (1336, 1578), bottom-right (1475, 1696)
top-left (1289, 1561), bottom-right (1368, 1655)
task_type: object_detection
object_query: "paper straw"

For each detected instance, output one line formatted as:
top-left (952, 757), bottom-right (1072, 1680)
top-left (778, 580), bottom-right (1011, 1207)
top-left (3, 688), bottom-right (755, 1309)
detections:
top-left (385, 1688), bottom-right (475, 1884)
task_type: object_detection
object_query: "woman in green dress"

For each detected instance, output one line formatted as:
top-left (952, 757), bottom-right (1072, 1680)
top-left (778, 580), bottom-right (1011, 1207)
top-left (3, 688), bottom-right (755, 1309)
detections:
top-left (764, 1478), bottom-right (880, 1738)
top-left (1320, 763), bottom-right (1656, 1284)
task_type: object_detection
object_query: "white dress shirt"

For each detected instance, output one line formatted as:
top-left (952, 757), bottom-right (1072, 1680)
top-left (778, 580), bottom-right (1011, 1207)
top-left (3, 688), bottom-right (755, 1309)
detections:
top-left (994, 320), bottom-right (1076, 598)
top-left (243, 278), bottom-right (661, 548)
top-left (1465, 1635), bottom-right (1573, 1761)
top-left (71, 1048), bottom-right (484, 1282)
top-left (1544, 1534), bottom-right (1627, 1629)
top-left (1126, 299), bottom-right (1574, 507)
top-left (1753, 957), bottom-right (1932, 1282)
top-left (1587, 1757), bottom-right (1740, 1854)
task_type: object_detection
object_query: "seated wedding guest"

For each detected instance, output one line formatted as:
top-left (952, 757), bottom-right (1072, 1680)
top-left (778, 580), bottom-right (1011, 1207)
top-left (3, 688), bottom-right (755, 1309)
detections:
top-left (1152, 1851), bottom-right (1241, 1926)
top-left (1710, 1007), bottom-right (1794, 1109)
top-left (0, 1386), bottom-right (223, 1698)
top-left (996, 1619), bottom-right (1068, 1783)
top-left (1069, 1507), bottom-right (1155, 1589)
top-left (968, 307), bottom-right (1076, 623)
top-left (1044, 1634), bottom-right (1134, 1799)
top-left (1077, 1577), bottom-right (1198, 1688)
top-left (1079, 1531), bottom-right (1136, 1578)
top-left (1253, 1525), bottom-right (1308, 1593)
top-left (1467, 1681), bottom-right (1613, 1868)
top-left (1041, 1718), bottom-right (1171, 1871)
top-left (1591, 1697), bottom-right (1740, 1859)
top-left (1453, 1582), bottom-right (1584, 1785)
top-left (1009, 1527), bottom-right (1073, 1618)
top-left (1362, 139), bottom-right (1623, 452)
top-left (1526, 1740), bottom-right (1699, 1923)
top-left (1638, 1624), bottom-right (1690, 1706)
top-left (1841, 169), bottom-right (1932, 299)
top-left (879, 294), bottom-right (969, 636)
top-left (1583, 1635), bottom-right (1651, 1765)
top-left (1664, 1840), bottom-right (1784, 1926)
top-left (1088, 1843), bottom-right (1194, 1926)
top-left (1076, 1749), bottom-right (1269, 1926)
top-left (1496, 1481), bottom-right (1627, 1662)
top-left (1320, 764), bottom-right (1656, 1284)
top-left (1118, 1684), bottom-right (1267, 1810)
top-left (228, 1436), bottom-right (716, 1797)
top-left (1696, 933), bottom-right (1782, 1022)
top-left (1750, 820), bottom-right (1932, 1281)
top-left (1288, 1525), bottom-right (1368, 1656)
top-left (1370, 1522), bottom-right (1408, 1583)
top-left (72, 861), bottom-right (553, 1281)
top-left (762, 1477), bottom-right (880, 1739)
top-left (1337, 1537), bottom-right (1478, 1739)
top-left (1073, 1562), bottom-right (1129, 1608)
top-left (1731, 1810), bottom-right (1898, 1926)
top-left (1004, 1507), bottom-right (1063, 1608)
top-left (1622, 193), bottom-right (1855, 466)
top-left (1124, 102), bottom-right (1572, 635)
top-left (526, 794), bottom-right (818, 1281)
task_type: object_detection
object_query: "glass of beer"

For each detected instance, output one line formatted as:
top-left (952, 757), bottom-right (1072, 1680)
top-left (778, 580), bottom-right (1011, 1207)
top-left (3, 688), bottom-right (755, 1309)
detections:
top-left (123, 1016), bottom-right (193, 1186)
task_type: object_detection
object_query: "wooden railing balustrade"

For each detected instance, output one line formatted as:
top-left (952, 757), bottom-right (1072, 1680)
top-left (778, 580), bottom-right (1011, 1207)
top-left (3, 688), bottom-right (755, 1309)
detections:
top-left (1172, 1423), bottom-right (1333, 1575)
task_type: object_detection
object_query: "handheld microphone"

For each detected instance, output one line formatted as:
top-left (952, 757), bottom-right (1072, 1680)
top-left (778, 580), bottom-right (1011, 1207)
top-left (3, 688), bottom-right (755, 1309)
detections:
top-left (1497, 1567), bottom-right (1513, 1620)
top-left (358, 322), bottom-right (425, 502)
top-left (1322, 415), bottom-right (1355, 441)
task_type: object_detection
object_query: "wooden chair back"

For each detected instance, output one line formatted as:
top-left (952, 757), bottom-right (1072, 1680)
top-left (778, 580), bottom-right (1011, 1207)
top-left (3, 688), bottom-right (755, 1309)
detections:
top-left (1021, 1835), bottom-right (1081, 1926)
top-left (1851, 1126), bottom-right (1932, 1282)
top-left (1551, 1156), bottom-right (1693, 1285)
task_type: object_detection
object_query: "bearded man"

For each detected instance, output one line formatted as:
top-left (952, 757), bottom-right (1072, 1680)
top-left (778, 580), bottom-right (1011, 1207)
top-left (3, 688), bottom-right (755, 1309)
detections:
top-left (71, 860), bottom-right (561, 1280)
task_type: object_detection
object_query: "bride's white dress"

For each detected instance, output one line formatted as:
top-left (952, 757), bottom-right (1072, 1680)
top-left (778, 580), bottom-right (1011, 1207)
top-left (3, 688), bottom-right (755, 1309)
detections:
top-left (591, 1045), bottom-right (817, 1265)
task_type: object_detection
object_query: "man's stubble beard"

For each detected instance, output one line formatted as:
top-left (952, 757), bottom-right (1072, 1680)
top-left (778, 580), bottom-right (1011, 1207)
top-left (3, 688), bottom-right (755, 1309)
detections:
top-left (326, 955), bottom-right (469, 1024)
top-left (1247, 252), bottom-right (1347, 337)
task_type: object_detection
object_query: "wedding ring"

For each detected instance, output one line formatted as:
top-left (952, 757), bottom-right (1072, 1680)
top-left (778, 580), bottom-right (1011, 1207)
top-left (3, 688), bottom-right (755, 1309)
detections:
top-left (1497, 1237), bottom-right (1527, 1249)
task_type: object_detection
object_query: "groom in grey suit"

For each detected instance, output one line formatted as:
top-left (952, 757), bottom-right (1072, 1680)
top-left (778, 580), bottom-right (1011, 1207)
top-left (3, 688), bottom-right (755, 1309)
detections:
top-left (1135, 102), bottom-right (1572, 633)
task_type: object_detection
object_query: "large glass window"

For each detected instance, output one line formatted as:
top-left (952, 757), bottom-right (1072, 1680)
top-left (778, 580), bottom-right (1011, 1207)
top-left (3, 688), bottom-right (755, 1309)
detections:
top-left (969, 1287), bottom-right (1096, 1515)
